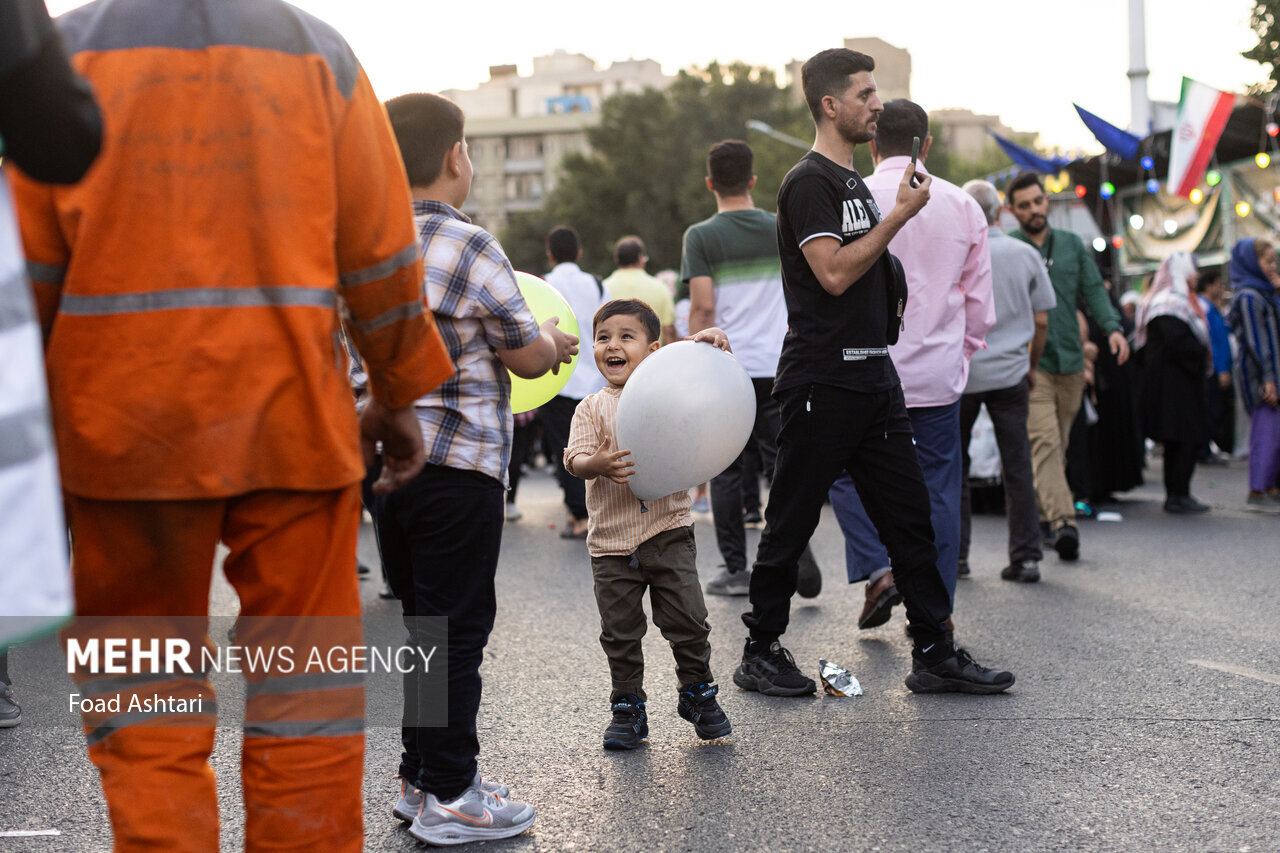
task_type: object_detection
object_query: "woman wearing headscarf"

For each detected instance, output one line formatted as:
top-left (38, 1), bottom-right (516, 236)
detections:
top-left (1136, 252), bottom-right (1211, 513)
top-left (1227, 238), bottom-right (1280, 512)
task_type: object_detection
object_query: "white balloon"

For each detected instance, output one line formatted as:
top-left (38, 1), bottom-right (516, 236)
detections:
top-left (615, 341), bottom-right (756, 501)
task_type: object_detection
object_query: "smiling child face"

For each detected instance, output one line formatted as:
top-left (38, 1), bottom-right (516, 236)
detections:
top-left (593, 313), bottom-right (659, 389)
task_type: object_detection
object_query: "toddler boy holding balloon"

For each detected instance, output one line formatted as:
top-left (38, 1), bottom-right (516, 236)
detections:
top-left (564, 298), bottom-right (735, 750)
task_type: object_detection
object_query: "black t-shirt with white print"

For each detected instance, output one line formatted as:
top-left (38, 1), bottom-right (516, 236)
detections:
top-left (773, 151), bottom-right (899, 395)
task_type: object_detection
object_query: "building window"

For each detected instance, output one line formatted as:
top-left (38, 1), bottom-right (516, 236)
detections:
top-left (505, 174), bottom-right (544, 201)
top-left (507, 136), bottom-right (543, 159)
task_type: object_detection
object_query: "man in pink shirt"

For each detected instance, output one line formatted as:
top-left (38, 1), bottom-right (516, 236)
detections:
top-left (829, 99), bottom-right (994, 629)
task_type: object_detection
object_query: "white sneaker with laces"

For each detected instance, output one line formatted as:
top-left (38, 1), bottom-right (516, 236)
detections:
top-left (409, 783), bottom-right (534, 845)
top-left (394, 773), bottom-right (510, 823)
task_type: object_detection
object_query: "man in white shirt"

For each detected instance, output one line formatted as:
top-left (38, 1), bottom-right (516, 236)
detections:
top-left (543, 225), bottom-right (607, 538)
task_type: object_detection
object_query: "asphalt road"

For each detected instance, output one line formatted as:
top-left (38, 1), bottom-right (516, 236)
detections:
top-left (2, 456), bottom-right (1279, 852)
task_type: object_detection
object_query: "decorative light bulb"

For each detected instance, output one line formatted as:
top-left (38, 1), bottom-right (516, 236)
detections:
top-left (1258, 152), bottom-right (1272, 169)
top-left (1236, 201), bottom-right (1251, 217)
top-left (1189, 188), bottom-right (1204, 204)
top-left (1129, 214), bottom-right (1145, 230)
top-left (1092, 237), bottom-right (1107, 252)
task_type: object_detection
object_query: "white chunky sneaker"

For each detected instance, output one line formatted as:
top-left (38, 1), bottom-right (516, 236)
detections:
top-left (409, 783), bottom-right (534, 846)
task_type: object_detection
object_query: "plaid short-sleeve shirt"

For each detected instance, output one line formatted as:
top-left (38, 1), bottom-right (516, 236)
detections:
top-left (412, 200), bottom-right (540, 485)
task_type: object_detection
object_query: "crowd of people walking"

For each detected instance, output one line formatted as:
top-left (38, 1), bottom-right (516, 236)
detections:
top-left (3, 2), bottom-right (1278, 849)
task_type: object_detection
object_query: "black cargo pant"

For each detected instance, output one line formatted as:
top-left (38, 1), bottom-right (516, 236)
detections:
top-left (744, 383), bottom-right (952, 652)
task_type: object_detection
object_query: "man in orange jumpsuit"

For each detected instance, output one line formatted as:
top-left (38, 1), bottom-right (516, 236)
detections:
top-left (8, 1), bottom-right (454, 850)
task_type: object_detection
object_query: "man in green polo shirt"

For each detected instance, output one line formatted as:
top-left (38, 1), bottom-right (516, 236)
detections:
top-left (1007, 172), bottom-right (1129, 561)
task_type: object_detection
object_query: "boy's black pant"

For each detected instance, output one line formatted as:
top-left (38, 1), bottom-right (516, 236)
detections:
top-left (744, 383), bottom-right (952, 650)
top-left (591, 525), bottom-right (713, 702)
top-left (376, 463), bottom-right (503, 801)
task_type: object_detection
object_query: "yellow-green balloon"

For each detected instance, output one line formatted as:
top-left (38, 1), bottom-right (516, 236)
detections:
top-left (509, 271), bottom-right (579, 414)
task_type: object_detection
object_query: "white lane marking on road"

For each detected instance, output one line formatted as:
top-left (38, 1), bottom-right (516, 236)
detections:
top-left (0, 829), bottom-right (61, 836)
top-left (1189, 659), bottom-right (1280, 686)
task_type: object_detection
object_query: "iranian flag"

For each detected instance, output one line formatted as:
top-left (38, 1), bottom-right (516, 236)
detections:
top-left (1167, 77), bottom-right (1235, 198)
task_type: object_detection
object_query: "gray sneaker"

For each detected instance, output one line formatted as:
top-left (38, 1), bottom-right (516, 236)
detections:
top-left (705, 568), bottom-right (750, 596)
top-left (1245, 493), bottom-right (1280, 513)
top-left (409, 784), bottom-right (534, 846)
top-left (394, 773), bottom-right (509, 822)
top-left (0, 685), bottom-right (19, 728)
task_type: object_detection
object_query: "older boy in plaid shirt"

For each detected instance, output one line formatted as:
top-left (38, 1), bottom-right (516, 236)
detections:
top-left (378, 93), bottom-right (577, 846)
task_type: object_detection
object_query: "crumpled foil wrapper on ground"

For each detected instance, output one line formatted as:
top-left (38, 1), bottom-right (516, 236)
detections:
top-left (818, 659), bottom-right (863, 696)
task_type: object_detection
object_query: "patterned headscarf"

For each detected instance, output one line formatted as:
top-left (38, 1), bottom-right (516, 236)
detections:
top-left (1135, 251), bottom-right (1209, 349)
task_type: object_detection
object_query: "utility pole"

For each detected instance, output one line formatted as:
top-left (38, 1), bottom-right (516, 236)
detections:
top-left (1128, 0), bottom-right (1152, 135)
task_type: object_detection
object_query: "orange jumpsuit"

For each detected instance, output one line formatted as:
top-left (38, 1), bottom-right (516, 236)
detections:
top-left (8, 1), bottom-right (453, 850)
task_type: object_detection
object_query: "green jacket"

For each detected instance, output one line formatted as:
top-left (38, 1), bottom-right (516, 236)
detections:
top-left (1010, 227), bottom-right (1120, 375)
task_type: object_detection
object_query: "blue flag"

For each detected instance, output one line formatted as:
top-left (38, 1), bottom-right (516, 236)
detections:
top-left (988, 131), bottom-right (1073, 174)
top-left (1073, 104), bottom-right (1142, 160)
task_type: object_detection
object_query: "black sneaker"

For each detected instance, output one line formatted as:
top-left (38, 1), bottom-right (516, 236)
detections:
top-left (742, 509), bottom-right (764, 528)
top-left (1052, 523), bottom-right (1079, 561)
top-left (677, 682), bottom-right (731, 740)
top-left (957, 559), bottom-right (970, 578)
top-left (733, 640), bottom-right (816, 696)
top-left (905, 647), bottom-right (1014, 695)
top-left (1000, 560), bottom-right (1041, 583)
top-left (1164, 495), bottom-right (1210, 514)
top-left (796, 546), bottom-right (822, 598)
top-left (603, 695), bottom-right (647, 750)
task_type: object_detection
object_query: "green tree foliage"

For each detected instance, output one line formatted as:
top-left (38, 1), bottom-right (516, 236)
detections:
top-left (501, 63), bottom-right (810, 275)
top-left (499, 62), bottom-right (1034, 275)
top-left (1243, 0), bottom-right (1280, 94)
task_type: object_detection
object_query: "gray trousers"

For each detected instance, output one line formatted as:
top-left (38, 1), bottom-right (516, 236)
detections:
top-left (960, 379), bottom-right (1044, 566)
top-left (590, 525), bottom-right (713, 702)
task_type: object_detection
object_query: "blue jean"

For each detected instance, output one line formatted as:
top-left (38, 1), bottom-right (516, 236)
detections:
top-left (829, 401), bottom-right (963, 603)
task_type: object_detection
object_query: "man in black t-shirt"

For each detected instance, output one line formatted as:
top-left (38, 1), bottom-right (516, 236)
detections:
top-left (734, 47), bottom-right (1014, 696)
